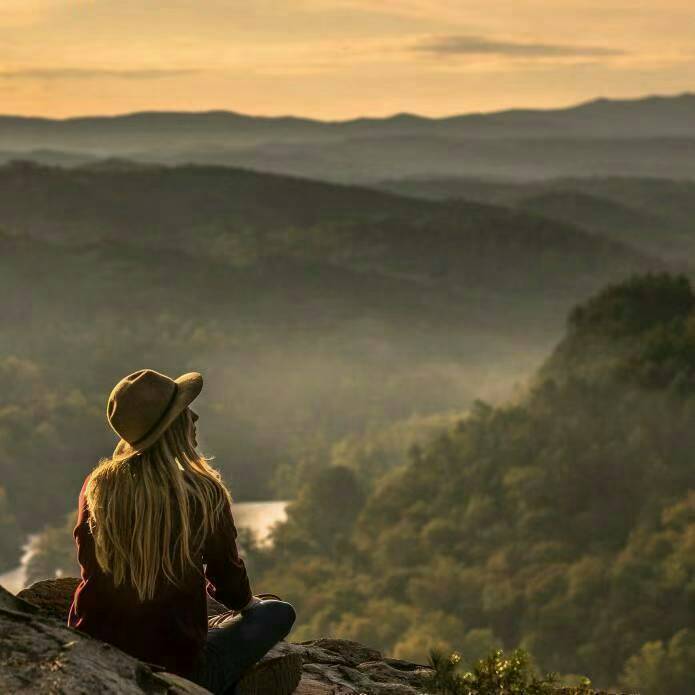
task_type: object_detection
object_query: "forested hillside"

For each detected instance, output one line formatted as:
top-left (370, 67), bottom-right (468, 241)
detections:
top-left (378, 176), bottom-right (695, 265)
top-left (241, 274), bottom-right (695, 694)
top-left (0, 161), bottom-right (649, 289)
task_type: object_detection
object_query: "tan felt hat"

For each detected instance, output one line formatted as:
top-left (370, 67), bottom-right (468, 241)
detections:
top-left (107, 368), bottom-right (203, 457)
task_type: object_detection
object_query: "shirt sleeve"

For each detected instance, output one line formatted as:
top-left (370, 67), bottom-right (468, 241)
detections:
top-left (73, 474), bottom-right (100, 579)
top-left (68, 474), bottom-right (101, 628)
top-left (203, 498), bottom-right (253, 611)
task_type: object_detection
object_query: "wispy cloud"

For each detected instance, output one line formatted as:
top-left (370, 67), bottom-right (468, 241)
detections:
top-left (413, 35), bottom-right (626, 58)
top-left (0, 67), bottom-right (200, 80)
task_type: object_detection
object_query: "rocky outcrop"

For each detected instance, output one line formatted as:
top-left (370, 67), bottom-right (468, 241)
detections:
top-left (0, 583), bottom-right (208, 693)
top-left (269, 640), bottom-right (430, 694)
top-left (10, 578), bottom-right (634, 695)
top-left (15, 576), bottom-right (82, 621)
top-left (16, 576), bottom-right (229, 621)
top-left (12, 578), bottom-right (432, 694)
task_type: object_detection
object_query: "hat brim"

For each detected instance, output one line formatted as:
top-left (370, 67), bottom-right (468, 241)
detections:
top-left (113, 372), bottom-right (203, 458)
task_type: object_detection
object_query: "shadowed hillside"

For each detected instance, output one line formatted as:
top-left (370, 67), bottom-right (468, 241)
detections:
top-left (0, 161), bottom-right (653, 289)
top-left (378, 176), bottom-right (695, 265)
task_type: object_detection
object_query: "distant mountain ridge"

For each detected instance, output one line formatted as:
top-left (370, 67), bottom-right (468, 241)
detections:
top-left (2, 93), bottom-right (695, 183)
top-left (3, 92), bottom-right (695, 138)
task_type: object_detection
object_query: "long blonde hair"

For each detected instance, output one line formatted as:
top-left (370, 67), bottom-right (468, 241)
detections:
top-left (85, 408), bottom-right (232, 601)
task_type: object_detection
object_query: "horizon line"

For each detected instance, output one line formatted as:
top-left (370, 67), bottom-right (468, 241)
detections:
top-left (1, 90), bottom-right (693, 125)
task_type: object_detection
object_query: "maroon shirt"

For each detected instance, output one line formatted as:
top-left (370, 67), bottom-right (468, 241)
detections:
top-left (68, 475), bottom-right (253, 678)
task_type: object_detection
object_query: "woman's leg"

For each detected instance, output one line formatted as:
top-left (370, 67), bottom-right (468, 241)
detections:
top-left (195, 600), bottom-right (296, 695)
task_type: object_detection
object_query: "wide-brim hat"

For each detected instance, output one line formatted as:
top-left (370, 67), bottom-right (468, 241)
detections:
top-left (107, 369), bottom-right (203, 458)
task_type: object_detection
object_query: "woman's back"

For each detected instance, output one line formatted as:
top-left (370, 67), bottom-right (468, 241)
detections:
top-left (69, 472), bottom-right (252, 677)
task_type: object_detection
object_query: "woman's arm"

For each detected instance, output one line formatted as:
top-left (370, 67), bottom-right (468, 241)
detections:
top-left (73, 475), bottom-right (99, 578)
top-left (68, 475), bottom-right (100, 627)
top-left (203, 498), bottom-right (254, 611)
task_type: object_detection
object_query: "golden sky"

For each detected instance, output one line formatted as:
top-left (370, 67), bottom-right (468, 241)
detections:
top-left (1, 0), bottom-right (694, 118)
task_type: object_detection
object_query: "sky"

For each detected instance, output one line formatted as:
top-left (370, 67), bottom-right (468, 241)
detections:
top-left (0, 0), bottom-right (694, 119)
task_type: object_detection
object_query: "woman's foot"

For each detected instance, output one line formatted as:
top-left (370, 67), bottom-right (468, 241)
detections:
top-left (234, 652), bottom-right (302, 695)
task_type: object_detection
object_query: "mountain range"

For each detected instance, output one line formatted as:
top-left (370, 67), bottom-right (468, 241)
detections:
top-left (3, 93), bottom-right (695, 182)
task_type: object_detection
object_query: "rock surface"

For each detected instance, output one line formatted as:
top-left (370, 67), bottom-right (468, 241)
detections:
top-left (268, 639), bottom-right (431, 694)
top-left (11, 578), bottom-right (635, 695)
top-left (14, 578), bottom-right (432, 694)
top-left (1, 583), bottom-right (209, 693)
top-left (16, 577), bottom-right (228, 621)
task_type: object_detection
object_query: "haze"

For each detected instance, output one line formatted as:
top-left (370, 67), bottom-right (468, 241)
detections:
top-left (1, 0), bottom-right (694, 118)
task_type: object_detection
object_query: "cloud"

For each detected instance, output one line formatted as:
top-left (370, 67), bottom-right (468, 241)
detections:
top-left (0, 67), bottom-right (200, 80)
top-left (413, 35), bottom-right (626, 59)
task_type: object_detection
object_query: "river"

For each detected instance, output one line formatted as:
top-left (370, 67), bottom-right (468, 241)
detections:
top-left (0, 500), bottom-right (288, 595)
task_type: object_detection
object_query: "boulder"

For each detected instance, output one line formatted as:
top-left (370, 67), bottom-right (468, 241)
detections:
top-left (17, 576), bottom-right (81, 620)
top-left (17, 577), bottom-right (227, 620)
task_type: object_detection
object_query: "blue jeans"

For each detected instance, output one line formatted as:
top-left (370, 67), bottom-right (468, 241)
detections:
top-left (191, 600), bottom-right (296, 695)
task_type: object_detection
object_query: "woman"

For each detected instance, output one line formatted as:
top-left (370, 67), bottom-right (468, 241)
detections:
top-left (68, 368), bottom-right (300, 694)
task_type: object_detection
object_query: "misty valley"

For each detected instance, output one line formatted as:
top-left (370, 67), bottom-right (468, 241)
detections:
top-left (2, 95), bottom-right (695, 694)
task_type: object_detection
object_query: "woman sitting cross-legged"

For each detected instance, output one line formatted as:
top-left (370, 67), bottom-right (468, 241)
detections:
top-left (68, 368), bottom-right (300, 695)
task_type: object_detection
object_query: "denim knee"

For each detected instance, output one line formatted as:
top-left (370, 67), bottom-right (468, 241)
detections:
top-left (260, 600), bottom-right (296, 639)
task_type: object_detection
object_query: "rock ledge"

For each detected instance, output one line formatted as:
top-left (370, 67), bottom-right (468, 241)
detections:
top-left (6, 579), bottom-right (635, 694)
top-left (10, 578), bottom-right (430, 694)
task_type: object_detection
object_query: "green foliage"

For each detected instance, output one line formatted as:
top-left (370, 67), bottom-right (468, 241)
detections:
top-left (619, 629), bottom-right (695, 694)
top-left (543, 273), bottom-right (695, 389)
top-left (424, 648), bottom-right (561, 695)
top-left (568, 273), bottom-right (693, 340)
top-left (0, 356), bottom-right (104, 531)
top-left (271, 466), bottom-right (365, 558)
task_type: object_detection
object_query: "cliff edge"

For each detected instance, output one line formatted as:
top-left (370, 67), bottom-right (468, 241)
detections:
top-left (2, 578), bottom-right (634, 694)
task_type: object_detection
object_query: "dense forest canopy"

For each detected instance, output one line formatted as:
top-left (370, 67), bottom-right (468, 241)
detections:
top-left (243, 275), bottom-right (695, 694)
top-left (17, 275), bottom-right (695, 695)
